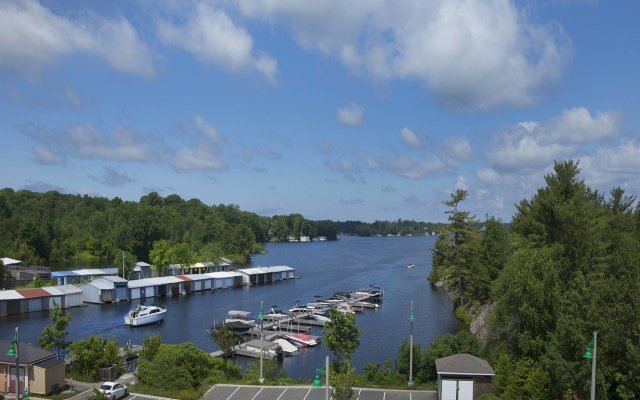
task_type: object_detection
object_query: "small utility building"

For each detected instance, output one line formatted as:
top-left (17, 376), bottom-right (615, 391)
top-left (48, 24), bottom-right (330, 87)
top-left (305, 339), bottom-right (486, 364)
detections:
top-left (0, 341), bottom-right (65, 395)
top-left (435, 353), bottom-right (494, 400)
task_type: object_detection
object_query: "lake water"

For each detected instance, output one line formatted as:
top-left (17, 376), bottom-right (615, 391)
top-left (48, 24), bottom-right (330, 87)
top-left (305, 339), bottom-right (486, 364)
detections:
top-left (0, 236), bottom-right (458, 379)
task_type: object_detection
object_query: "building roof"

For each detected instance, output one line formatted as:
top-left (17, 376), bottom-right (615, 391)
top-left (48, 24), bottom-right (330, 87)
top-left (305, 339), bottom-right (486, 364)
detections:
top-left (83, 278), bottom-right (115, 290)
top-left (205, 271), bottom-right (243, 278)
top-left (238, 265), bottom-right (294, 275)
top-left (135, 261), bottom-right (152, 267)
top-left (50, 285), bottom-right (83, 295)
top-left (0, 341), bottom-right (56, 365)
top-left (34, 357), bottom-right (65, 369)
top-left (15, 288), bottom-right (52, 299)
top-left (127, 276), bottom-right (184, 288)
top-left (435, 353), bottom-right (495, 376)
top-left (0, 290), bottom-right (24, 300)
top-left (99, 276), bottom-right (128, 283)
top-left (1, 257), bottom-right (21, 265)
top-left (52, 268), bottom-right (119, 277)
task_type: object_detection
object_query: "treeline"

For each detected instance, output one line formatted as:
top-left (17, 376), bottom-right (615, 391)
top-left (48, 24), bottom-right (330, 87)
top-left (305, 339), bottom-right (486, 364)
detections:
top-left (429, 161), bottom-right (640, 399)
top-left (0, 189), bottom-right (337, 267)
top-left (337, 219), bottom-right (446, 237)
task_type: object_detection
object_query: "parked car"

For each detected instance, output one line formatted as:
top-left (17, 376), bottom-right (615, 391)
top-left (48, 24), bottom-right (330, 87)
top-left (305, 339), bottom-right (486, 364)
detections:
top-left (98, 382), bottom-right (128, 400)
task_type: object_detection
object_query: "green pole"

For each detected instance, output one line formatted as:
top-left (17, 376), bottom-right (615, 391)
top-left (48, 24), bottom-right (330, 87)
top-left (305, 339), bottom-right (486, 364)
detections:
top-left (259, 301), bottom-right (264, 384)
top-left (591, 331), bottom-right (597, 400)
top-left (15, 327), bottom-right (20, 400)
top-left (409, 301), bottom-right (415, 386)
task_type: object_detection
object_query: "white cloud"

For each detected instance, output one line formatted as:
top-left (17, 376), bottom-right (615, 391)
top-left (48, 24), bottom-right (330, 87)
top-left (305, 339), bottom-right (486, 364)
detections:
top-left (444, 137), bottom-right (473, 161)
top-left (194, 115), bottom-right (225, 145)
top-left (0, 1), bottom-right (154, 78)
top-left (336, 102), bottom-right (363, 127)
top-left (580, 140), bottom-right (640, 187)
top-left (476, 167), bottom-right (503, 186)
top-left (400, 127), bottom-right (421, 148)
top-left (235, 0), bottom-right (571, 108)
top-left (33, 145), bottom-right (65, 165)
top-left (486, 107), bottom-right (622, 172)
top-left (157, 2), bottom-right (277, 84)
top-left (172, 147), bottom-right (226, 172)
top-left (389, 154), bottom-right (446, 179)
top-left (455, 176), bottom-right (469, 191)
top-left (68, 124), bottom-right (150, 161)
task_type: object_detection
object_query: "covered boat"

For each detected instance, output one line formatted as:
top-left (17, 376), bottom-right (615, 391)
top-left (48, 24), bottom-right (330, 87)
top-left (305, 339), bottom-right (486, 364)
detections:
top-left (224, 310), bottom-right (256, 332)
top-left (124, 304), bottom-right (166, 326)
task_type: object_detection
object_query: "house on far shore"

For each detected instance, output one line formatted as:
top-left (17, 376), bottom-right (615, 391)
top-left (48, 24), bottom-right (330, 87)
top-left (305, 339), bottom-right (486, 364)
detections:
top-left (0, 341), bottom-right (65, 395)
top-left (435, 353), bottom-right (495, 400)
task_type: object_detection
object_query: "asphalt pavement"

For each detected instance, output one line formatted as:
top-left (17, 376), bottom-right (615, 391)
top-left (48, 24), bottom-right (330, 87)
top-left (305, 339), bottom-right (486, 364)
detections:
top-left (203, 384), bottom-right (436, 400)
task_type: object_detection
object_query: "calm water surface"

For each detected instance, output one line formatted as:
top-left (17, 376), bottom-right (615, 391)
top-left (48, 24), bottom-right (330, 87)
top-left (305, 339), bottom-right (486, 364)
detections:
top-left (0, 236), bottom-right (458, 378)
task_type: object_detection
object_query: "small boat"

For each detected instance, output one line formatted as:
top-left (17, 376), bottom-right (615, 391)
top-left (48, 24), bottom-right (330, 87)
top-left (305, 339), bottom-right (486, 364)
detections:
top-left (311, 313), bottom-right (332, 323)
top-left (286, 332), bottom-right (318, 347)
top-left (274, 338), bottom-right (299, 356)
top-left (224, 310), bottom-right (256, 332)
top-left (406, 264), bottom-right (416, 269)
top-left (264, 306), bottom-right (288, 320)
top-left (124, 304), bottom-right (166, 326)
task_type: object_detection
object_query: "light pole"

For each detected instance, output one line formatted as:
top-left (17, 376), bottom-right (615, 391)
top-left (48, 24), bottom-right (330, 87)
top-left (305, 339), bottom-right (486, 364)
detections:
top-left (6, 327), bottom-right (20, 400)
top-left (259, 300), bottom-right (264, 384)
top-left (409, 301), bottom-right (415, 386)
top-left (583, 331), bottom-right (597, 400)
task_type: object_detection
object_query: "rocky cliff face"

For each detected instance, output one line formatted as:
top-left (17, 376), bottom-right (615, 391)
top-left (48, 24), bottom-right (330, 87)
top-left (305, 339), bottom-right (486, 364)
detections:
top-left (469, 302), bottom-right (494, 345)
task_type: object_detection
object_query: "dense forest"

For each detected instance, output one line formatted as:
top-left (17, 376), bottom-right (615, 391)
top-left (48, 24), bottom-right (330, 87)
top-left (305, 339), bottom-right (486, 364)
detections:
top-left (0, 189), bottom-right (338, 268)
top-left (337, 219), bottom-right (446, 236)
top-left (429, 161), bottom-right (640, 399)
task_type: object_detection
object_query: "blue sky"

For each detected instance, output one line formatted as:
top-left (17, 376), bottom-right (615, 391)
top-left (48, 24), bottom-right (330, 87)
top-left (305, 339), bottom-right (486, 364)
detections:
top-left (1, 0), bottom-right (638, 223)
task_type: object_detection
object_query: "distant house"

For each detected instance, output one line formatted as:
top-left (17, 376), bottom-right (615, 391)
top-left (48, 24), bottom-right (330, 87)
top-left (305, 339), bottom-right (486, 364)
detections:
top-left (435, 353), bottom-right (494, 400)
top-left (131, 261), bottom-right (153, 280)
top-left (0, 341), bottom-right (65, 395)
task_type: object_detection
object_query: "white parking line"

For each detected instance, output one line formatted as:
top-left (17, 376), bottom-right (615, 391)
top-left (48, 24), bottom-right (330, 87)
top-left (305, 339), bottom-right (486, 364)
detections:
top-left (357, 388), bottom-right (362, 400)
top-left (226, 386), bottom-right (240, 400)
top-left (129, 396), bottom-right (137, 400)
top-left (250, 387), bottom-right (263, 400)
top-left (276, 387), bottom-right (288, 400)
top-left (303, 388), bottom-right (312, 400)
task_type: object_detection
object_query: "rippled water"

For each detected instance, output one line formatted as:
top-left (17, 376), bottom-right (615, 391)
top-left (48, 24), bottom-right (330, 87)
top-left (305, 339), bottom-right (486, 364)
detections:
top-left (0, 236), bottom-right (458, 379)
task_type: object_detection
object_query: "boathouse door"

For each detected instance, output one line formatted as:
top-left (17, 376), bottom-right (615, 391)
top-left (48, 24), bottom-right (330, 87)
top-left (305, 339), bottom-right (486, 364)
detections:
top-left (8, 366), bottom-right (26, 393)
top-left (441, 379), bottom-right (473, 400)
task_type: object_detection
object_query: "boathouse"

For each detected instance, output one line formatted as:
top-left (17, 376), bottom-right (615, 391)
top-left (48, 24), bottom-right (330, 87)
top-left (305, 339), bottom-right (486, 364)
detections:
top-left (0, 341), bottom-right (65, 395)
top-left (0, 285), bottom-right (83, 316)
top-left (127, 276), bottom-right (188, 300)
top-left (237, 266), bottom-right (295, 286)
top-left (51, 268), bottom-right (119, 285)
top-left (207, 271), bottom-right (244, 288)
top-left (435, 353), bottom-right (494, 400)
top-left (80, 276), bottom-right (128, 303)
top-left (131, 261), bottom-right (152, 280)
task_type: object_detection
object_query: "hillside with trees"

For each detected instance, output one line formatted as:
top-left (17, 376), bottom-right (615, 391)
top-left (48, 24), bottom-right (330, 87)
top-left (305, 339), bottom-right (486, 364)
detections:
top-left (429, 161), bottom-right (640, 399)
top-left (0, 189), bottom-right (337, 268)
top-left (337, 219), bottom-right (446, 237)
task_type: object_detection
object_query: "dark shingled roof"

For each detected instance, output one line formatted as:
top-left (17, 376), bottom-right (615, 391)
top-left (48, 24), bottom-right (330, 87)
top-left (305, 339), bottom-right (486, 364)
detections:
top-left (435, 353), bottom-right (495, 376)
top-left (0, 341), bottom-right (56, 365)
top-left (34, 357), bottom-right (65, 369)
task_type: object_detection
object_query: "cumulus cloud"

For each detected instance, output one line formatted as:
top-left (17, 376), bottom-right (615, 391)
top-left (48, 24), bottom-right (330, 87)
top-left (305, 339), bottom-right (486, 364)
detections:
top-left (444, 137), bottom-right (473, 161)
top-left (389, 155), bottom-right (446, 179)
top-left (28, 123), bottom-right (151, 162)
top-left (0, 1), bottom-right (154, 78)
top-left (171, 147), bottom-right (226, 172)
top-left (400, 127), bottom-right (421, 148)
top-left (157, 2), bottom-right (277, 84)
top-left (235, 0), bottom-right (571, 108)
top-left (336, 103), bottom-right (363, 127)
top-left (91, 167), bottom-right (134, 187)
top-left (33, 145), bottom-right (65, 165)
top-left (580, 140), bottom-right (640, 187)
top-left (455, 176), bottom-right (469, 191)
top-left (194, 115), bottom-right (225, 145)
top-left (486, 107), bottom-right (622, 172)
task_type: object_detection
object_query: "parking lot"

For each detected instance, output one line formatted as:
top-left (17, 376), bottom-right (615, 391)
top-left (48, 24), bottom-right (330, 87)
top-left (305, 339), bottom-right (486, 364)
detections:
top-left (204, 384), bottom-right (436, 400)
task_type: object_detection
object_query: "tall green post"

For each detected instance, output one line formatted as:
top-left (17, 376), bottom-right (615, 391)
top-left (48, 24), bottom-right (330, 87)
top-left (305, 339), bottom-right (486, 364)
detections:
top-left (409, 301), bottom-right (415, 386)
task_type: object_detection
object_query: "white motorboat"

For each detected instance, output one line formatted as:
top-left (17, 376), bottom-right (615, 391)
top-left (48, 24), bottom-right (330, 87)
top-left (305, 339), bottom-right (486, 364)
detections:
top-left (286, 332), bottom-right (318, 347)
top-left (406, 264), bottom-right (416, 269)
top-left (274, 338), bottom-right (299, 356)
top-left (124, 304), bottom-right (166, 326)
top-left (264, 306), bottom-right (288, 320)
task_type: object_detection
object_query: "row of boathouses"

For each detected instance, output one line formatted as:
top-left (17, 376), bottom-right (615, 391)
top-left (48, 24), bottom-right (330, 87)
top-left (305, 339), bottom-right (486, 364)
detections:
top-left (0, 265), bottom-right (295, 316)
